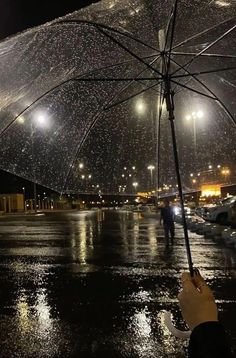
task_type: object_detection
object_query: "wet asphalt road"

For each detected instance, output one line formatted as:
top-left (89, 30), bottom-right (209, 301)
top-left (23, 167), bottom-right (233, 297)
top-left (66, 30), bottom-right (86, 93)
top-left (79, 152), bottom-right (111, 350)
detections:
top-left (0, 210), bottom-right (235, 357)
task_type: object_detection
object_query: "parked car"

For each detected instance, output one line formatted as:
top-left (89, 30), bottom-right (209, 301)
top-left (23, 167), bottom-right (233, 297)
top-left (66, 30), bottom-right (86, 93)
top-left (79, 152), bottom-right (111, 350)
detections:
top-left (195, 205), bottom-right (215, 220)
top-left (205, 196), bottom-right (236, 225)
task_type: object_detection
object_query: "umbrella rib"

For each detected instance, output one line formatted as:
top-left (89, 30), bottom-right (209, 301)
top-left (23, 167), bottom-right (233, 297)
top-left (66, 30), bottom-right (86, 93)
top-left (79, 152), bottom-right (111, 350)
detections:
top-left (96, 55), bottom-right (162, 110)
top-left (166, 0), bottom-right (179, 72)
top-left (172, 17), bottom-right (234, 50)
top-left (104, 80), bottom-right (163, 111)
top-left (53, 19), bottom-right (160, 53)
top-left (172, 23), bottom-right (236, 76)
top-left (74, 77), bottom-right (161, 81)
top-left (173, 66), bottom-right (236, 79)
top-left (172, 51), bottom-right (236, 59)
top-left (164, 0), bottom-right (175, 51)
top-left (0, 54), bottom-right (162, 139)
top-left (96, 26), bottom-right (163, 77)
top-left (171, 57), bottom-right (236, 127)
top-left (170, 79), bottom-right (216, 100)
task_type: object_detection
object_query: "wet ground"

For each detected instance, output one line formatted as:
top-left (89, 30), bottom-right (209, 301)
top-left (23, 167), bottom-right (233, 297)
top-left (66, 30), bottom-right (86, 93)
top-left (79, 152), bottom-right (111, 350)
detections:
top-left (0, 210), bottom-right (235, 357)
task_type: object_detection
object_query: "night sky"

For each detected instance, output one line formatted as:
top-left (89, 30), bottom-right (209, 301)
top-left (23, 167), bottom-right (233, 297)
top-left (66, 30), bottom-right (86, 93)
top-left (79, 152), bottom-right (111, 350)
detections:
top-left (0, 0), bottom-right (97, 39)
top-left (0, 0), bottom-right (96, 194)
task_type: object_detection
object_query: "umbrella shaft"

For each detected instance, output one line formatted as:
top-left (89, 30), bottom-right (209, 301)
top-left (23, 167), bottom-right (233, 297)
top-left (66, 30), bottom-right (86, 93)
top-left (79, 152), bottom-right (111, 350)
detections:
top-left (165, 82), bottom-right (194, 276)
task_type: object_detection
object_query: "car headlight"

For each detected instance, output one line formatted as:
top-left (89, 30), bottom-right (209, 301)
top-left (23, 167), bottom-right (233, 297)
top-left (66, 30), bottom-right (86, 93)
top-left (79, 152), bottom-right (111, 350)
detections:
top-left (174, 207), bottom-right (180, 215)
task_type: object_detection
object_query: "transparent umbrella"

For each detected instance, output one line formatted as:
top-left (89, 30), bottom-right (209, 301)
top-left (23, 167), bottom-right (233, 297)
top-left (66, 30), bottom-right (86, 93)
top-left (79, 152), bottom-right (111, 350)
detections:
top-left (0, 0), bottom-right (236, 273)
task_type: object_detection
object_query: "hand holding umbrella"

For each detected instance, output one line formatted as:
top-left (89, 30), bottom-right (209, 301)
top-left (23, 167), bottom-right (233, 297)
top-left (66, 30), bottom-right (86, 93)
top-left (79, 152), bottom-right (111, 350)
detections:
top-left (178, 271), bottom-right (218, 330)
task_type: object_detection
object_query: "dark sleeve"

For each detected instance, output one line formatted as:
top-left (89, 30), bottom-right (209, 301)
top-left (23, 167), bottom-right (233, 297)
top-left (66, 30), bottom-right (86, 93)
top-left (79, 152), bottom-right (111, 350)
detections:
top-left (189, 321), bottom-right (233, 358)
top-left (160, 208), bottom-right (163, 220)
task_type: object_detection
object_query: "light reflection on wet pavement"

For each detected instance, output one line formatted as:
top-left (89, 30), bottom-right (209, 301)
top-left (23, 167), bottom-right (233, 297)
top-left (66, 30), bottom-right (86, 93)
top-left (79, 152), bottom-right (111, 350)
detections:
top-left (0, 210), bottom-right (235, 357)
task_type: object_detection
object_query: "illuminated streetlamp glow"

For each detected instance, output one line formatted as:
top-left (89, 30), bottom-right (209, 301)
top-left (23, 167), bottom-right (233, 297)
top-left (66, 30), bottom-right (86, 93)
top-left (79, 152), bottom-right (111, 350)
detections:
top-left (34, 112), bottom-right (50, 129)
top-left (147, 165), bottom-right (155, 189)
top-left (136, 99), bottom-right (146, 114)
top-left (79, 163), bottom-right (84, 169)
top-left (197, 110), bottom-right (204, 119)
top-left (185, 110), bottom-right (204, 158)
top-left (18, 116), bottom-right (25, 124)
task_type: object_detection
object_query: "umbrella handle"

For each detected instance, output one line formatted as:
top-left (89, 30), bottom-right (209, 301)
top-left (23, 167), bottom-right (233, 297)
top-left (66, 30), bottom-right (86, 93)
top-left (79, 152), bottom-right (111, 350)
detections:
top-left (163, 311), bottom-right (191, 339)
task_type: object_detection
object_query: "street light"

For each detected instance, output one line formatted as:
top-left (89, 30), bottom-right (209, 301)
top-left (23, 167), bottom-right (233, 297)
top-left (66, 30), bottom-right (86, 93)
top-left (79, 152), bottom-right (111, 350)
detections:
top-left (221, 167), bottom-right (230, 183)
top-left (22, 187), bottom-right (26, 212)
top-left (147, 165), bottom-right (155, 189)
top-left (136, 98), bottom-right (146, 115)
top-left (185, 110), bottom-right (204, 159)
top-left (132, 182), bottom-right (138, 193)
top-left (79, 163), bottom-right (84, 169)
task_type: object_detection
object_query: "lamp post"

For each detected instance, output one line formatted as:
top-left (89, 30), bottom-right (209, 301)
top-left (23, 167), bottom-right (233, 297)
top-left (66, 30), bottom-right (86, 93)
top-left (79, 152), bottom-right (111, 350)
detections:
top-left (221, 167), bottom-right (230, 183)
top-left (22, 187), bottom-right (26, 212)
top-left (185, 110), bottom-right (203, 160)
top-left (147, 165), bottom-right (155, 190)
top-left (132, 182), bottom-right (138, 194)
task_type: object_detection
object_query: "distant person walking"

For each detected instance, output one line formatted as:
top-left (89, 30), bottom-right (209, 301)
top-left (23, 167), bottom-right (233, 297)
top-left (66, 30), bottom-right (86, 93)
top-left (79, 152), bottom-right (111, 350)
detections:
top-left (160, 199), bottom-right (175, 246)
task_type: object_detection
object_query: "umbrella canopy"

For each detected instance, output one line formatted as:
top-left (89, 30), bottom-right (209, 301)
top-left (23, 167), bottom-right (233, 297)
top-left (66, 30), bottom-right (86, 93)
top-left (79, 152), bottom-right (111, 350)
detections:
top-left (0, 0), bottom-right (236, 193)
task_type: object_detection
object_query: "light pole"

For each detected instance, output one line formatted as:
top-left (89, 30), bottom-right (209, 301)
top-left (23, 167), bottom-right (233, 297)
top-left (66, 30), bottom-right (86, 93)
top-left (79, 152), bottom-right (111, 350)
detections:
top-left (221, 167), bottom-right (230, 183)
top-left (185, 110), bottom-right (203, 160)
top-left (22, 187), bottom-right (26, 212)
top-left (147, 165), bottom-right (155, 190)
top-left (132, 182), bottom-right (138, 194)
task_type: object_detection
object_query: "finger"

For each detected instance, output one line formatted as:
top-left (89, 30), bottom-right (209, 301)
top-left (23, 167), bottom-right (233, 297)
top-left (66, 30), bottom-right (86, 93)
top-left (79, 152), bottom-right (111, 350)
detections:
top-left (193, 275), bottom-right (214, 296)
top-left (193, 272), bottom-right (205, 285)
top-left (181, 272), bottom-right (196, 292)
top-left (181, 272), bottom-right (191, 283)
top-left (177, 290), bottom-right (183, 301)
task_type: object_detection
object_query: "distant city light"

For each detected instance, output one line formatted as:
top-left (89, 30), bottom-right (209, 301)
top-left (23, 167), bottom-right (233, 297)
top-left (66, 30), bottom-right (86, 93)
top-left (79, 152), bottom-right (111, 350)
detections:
top-left (209, 165), bottom-right (213, 169)
top-left (79, 163), bottom-right (84, 169)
